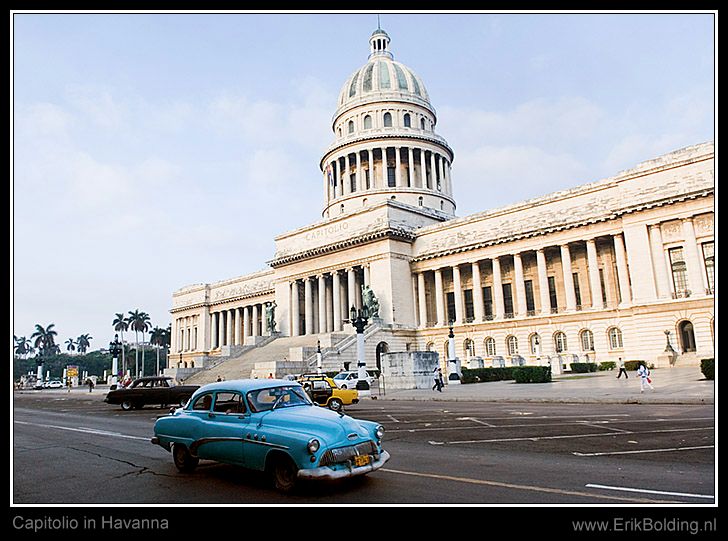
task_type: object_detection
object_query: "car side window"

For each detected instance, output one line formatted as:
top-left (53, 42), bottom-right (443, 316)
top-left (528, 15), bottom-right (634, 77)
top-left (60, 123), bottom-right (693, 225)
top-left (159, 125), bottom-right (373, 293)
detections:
top-left (159, 379), bottom-right (170, 387)
top-left (192, 394), bottom-right (213, 411)
top-left (312, 380), bottom-right (330, 390)
top-left (214, 392), bottom-right (245, 414)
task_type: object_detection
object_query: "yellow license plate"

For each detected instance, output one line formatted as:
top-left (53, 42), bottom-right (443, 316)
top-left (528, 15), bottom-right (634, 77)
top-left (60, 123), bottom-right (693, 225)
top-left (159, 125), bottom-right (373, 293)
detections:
top-left (354, 455), bottom-right (371, 467)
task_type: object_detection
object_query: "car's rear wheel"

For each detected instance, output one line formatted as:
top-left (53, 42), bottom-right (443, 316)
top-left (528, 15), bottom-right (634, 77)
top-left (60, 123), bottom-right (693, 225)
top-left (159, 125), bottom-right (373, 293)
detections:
top-left (328, 398), bottom-right (343, 412)
top-left (120, 400), bottom-right (133, 411)
top-left (173, 444), bottom-right (199, 473)
top-left (270, 455), bottom-right (298, 493)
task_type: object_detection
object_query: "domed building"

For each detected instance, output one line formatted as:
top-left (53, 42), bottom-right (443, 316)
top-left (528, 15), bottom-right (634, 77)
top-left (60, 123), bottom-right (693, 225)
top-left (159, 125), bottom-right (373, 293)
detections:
top-left (168, 27), bottom-right (714, 385)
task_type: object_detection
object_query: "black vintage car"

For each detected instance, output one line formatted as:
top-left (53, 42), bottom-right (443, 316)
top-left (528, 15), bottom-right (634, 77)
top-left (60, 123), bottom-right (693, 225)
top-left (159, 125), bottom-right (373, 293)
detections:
top-left (104, 376), bottom-right (199, 411)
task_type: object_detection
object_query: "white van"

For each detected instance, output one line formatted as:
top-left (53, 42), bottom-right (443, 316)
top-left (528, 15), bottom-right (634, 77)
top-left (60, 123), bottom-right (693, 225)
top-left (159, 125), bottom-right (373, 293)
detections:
top-left (332, 370), bottom-right (377, 389)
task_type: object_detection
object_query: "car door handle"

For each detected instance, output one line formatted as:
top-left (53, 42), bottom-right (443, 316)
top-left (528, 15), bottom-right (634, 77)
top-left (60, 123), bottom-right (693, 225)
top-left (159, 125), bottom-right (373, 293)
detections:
top-left (208, 412), bottom-right (216, 419)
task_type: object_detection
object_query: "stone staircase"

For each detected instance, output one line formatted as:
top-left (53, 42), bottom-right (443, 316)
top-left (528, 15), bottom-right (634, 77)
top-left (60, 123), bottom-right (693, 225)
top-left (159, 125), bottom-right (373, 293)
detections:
top-left (184, 332), bottom-right (351, 385)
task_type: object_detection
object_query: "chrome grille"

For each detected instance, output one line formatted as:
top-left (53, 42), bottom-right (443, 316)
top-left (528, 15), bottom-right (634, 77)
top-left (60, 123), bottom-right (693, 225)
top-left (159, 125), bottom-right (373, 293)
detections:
top-left (319, 440), bottom-right (377, 467)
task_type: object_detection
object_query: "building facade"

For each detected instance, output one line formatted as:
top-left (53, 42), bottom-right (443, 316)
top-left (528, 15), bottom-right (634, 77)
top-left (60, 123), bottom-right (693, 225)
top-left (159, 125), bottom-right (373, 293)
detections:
top-left (169, 28), bottom-right (714, 380)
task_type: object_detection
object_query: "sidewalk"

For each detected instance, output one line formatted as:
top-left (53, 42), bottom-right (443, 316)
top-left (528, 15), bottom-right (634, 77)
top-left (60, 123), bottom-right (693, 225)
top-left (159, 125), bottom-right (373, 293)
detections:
top-left (375, 366), bottom-right (715, 405)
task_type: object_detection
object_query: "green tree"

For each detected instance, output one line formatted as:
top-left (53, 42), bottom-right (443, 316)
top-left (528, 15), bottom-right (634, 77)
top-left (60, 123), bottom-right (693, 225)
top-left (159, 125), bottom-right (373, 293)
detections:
top-left (127, 310), bottom-right (151, 377)
top-left (14, 336), bottom-right (31, 359)
top-left (30, 323), bottom-right (58, 358)
top-left (65, 338), bottom-right (77, 354)
top-left (112, 312), bottom-right (129, 375)
top-left (77, 334), bottom-right (92, 354)
top-left (149, 326), bottom-right (167, 376)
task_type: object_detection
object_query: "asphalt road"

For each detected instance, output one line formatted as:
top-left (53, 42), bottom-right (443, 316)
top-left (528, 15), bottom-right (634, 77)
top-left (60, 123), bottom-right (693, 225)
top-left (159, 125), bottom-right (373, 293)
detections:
top-left (12, 391), bottom-right (715, 505)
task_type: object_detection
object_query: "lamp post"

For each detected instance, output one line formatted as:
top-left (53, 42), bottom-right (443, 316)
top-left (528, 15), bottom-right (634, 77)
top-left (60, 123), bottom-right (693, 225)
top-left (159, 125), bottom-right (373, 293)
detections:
top-left (108, 334), bottom-right (122, 385)
top-left (349, 304), bottom-right (370, 395)
top-left (316, 340), bottom-right (323, 374)
top-left (447, 322), bottom-right (461, 384)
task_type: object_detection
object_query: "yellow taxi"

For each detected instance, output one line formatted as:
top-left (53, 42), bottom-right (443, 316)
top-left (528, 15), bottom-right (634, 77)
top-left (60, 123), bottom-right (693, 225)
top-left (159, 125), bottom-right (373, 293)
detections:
top-left (296, 374), bottom-right (359, 412)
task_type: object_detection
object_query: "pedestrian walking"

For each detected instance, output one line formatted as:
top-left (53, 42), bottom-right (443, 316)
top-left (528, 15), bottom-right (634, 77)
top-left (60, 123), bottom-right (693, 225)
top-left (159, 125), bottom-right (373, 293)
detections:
top-left (86, 378), bottom-right (94, 393)
top-left (616, 357), bottom-right (628, 379)
top-left (432, 367), bottom-right (444, 392)
top-left (637, 362), bottom-right (654, 392)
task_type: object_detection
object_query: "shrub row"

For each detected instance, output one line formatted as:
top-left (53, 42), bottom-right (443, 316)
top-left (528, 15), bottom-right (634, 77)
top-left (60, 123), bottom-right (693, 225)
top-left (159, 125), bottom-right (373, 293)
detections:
top-left (460, 367), bottom-right (517, 384)
top-left (513, 366), bottom-right (552, 383)
top-left (570, 362), bottom-right (598, 373)
top-left (701, 358), bottom-right (714, 380)
top-left (598, 361), bottom-right (616, 371)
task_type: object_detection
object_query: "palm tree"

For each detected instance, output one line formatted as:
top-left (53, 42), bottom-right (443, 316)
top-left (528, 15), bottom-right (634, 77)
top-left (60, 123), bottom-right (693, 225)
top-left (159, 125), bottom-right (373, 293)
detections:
top-left (30, 323), bottom-right (58, 357)
top-left (65, 338), bottom-right (77, 354)
top-left (149, 326), bottom-right (166, 376)
top-left (14, 336), bottom-right (31, 359)
top-left (112, 313), bottom-right (129, 375)
top-left (77, 334), bottom-right (92, 354)
top-left (127, 310), bottom-right (151, 377)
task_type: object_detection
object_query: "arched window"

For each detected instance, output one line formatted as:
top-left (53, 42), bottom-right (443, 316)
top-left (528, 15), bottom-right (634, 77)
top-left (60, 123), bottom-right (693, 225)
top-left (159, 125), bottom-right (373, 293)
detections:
top-left (383, 112), bottom-right (392, 127)
top-left (529, 333), bottom-right (542, 355)
top-left (418, 196), bottom-right (423, 206)
top-left (403, 113), bottom-right (411, 127)
top-left (420, 118), bottom-right (426, 130)
top-left (678, 321), bottom-right (696, 353)
top-left (375, 341), bottom-right (390, 370)
top-left (440, 200), bottom-right (444, 210)
top-left (484, 337), bottom-right (496, 356)
top-left (339, 204), bottom-right (345, 214)
top-left (506, 335), bottom-right (518, 356)
top-left (580, 329), bottom-right (595, 351)
top-left (348, 120), bottom-right (354, 134)
top-left (363, 115), bottom-right (372, 129)
top-left (426, 341), bottom-right (435, 352)
top-left (554, 331), bottom-right (567, 353)
top-left (607, 327), bottom-right (623, 350)
top-left (464, 339), bottom-right (475, 359)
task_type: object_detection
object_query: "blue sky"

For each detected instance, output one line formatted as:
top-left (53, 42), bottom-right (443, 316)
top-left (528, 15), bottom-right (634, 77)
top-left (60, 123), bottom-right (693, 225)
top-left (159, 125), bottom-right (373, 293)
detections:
top-left (11, 11), bottom-right (715, 354)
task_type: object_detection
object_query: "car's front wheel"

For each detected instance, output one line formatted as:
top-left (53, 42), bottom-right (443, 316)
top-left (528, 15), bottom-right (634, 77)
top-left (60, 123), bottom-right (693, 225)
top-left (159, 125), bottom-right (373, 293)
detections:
top-left (270, 454), bottom-right (298, 493)
top-left (173, 444), bottom-right (199, 473)
top-left (328, 398), bottom-right (343, 412)
top-left (120, 400), bottom-right (134, 411)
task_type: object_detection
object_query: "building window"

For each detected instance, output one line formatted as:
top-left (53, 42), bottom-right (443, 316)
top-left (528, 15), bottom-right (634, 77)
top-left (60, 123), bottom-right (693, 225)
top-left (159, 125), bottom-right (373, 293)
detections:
top-left (420, 118), bottom-right (426, 130)
top-left (383, 112), bottom-right (392, 127)
top-left (464, 289), bottom-right (474, 322)
top-left (506, 335), bottom-right (518, 356)
top-left (598, 268), bottom-right (608, 305)
top-left (403, 113), bottom-right (411, 127)
top-left (669, 247), bottom-right (689, 296)
top-left (340, 204), bottom-right (345, 214)
top-left (548, 276), bottom-right (558, 312)
top-left (502, 283), bottom-right (514, 318)
top-left (607, 327), bottom-right (623, 350)
top-left (554, 331), bottom-right (567, 353)
top-left (350, 174), bottom-right (356, 193)
top-left (426, 341), bottom-right (435, 352)
top-left (347, 120), bottom-right (354, 134)
top-left (363, 115), bottom-right (372, 129)
top-left (365, 169), bottom-right (371, 189)
top-left (484, 337), bottom-right (496, 356)
top-left (573, 272), bottom-right (582, 308)
top-left (483, 286), bottom-right (493, 320)
top-left (418, 196), bottom-right (423, 206)
top-left (387, 166), bottom-right (396, 187)
top-left (524, 280), bottom-right (535, 314)
top-left (678, 320), bottom-right (696, 353)
top-left (580, 329), bottom-right (594, 351)
top-left (702, 241), bottom-right (714, 294)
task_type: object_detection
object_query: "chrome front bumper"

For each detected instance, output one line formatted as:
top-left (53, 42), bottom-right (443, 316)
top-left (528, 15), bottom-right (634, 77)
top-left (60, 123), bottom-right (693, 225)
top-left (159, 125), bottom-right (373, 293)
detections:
top-left (297, 450), bottom-right (390, 481)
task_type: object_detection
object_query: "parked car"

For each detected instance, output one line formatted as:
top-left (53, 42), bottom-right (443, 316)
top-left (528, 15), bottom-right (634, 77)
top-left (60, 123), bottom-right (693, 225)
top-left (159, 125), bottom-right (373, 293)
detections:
top-left (104, 376), bottom-right (199, 411)
top-left (332, 370), bottom-right (377, 389)
top-left (151, 379), bottom-right (389, 492)
top-left (44, 380), bottom-right (64, 389)
top-left (296, 374), bottom-right (359, 411)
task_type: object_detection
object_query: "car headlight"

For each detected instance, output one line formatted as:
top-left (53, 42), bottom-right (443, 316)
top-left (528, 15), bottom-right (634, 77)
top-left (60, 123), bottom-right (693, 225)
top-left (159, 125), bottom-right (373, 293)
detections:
top-left (307, 438), bottom-right (320, 454)
top-left (375, 425), bottom-right (384, 440)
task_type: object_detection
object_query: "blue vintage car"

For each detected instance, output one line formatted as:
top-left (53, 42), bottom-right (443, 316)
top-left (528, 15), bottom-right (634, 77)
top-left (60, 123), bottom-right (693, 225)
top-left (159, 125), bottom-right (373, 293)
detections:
top-left (151, 379), bottom-right (390, 492)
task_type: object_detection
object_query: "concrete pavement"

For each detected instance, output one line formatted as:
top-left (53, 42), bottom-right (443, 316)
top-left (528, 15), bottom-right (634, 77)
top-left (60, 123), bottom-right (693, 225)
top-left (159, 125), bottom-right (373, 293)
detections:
top-left (375, 365), bottom-right (714, 404)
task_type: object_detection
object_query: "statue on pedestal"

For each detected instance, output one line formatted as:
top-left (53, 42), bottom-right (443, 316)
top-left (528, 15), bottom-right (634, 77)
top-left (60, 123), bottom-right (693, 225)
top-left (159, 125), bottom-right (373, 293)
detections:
top-left (361, 285), bottom-right (380, 318)
top-left (265, 301), bottom-right (277, 334)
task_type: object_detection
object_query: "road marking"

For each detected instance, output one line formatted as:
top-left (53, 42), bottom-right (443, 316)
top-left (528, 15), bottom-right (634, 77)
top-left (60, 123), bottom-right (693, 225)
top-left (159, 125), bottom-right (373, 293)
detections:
top-left (577, 422), bottom-right (631, 433)
top-left (381, 468), bottom-right (677, 503)
top-left (428, 426), bottom-right (712, 445)
top-left (386, 415), bottom-right (400, 423)
top-left (456, 417), bottom-right (496, 427)
top-left (14, 420), bottom-right (148, 441)
top-left (574, 445), bottom-right (715, 457)
top-left (585, 483), bottom-right (714, 500)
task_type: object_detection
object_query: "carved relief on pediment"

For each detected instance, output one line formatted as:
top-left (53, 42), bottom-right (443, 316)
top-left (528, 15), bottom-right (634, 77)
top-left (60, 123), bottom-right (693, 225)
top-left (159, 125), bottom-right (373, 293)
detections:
top-left (661, 220), bottom-right (683, 241)
top-left (693, 213), bottom-right (714, 235)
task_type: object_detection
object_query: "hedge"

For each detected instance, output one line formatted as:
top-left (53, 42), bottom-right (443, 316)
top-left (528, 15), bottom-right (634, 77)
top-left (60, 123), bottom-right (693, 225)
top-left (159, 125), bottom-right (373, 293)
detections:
top-left (598, 361), bottom-right (616, 371)
top-left (460, 367), bottom-right (517, 384)
top-left (701, 358), bottom-right (714, 380)
top-left (570, 362), bottom-right (598, 373)
top-left (513, 366), bottom-right (552, 383)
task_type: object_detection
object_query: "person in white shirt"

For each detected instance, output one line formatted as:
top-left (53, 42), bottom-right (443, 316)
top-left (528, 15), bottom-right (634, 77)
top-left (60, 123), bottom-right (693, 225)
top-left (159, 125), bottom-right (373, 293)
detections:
top-left (637, 362), bottom-right (654, 392)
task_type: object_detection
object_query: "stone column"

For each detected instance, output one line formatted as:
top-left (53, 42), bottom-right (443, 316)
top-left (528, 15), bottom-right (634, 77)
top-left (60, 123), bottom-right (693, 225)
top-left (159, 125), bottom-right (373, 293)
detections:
top-left (649, 225), bottom-right (670, 299)
top-left (381, 147), bottom-right (388, 187)
top-left (225, 309), bottom-right (232, 346)
top-left (243, 305), bottom-right (250, 340)
top-left (355, 151), bottom-right (362, 192)
top-left (417, 272), bottom-right (428, 327)
top-left (452, 264), bottom-right (464, 324)
top-left (537, 249), bottom-right (551, 315)
top-left (234, 307), bottom-right (241, 345)
top-left (681, 218), bottom-right (705, 295)
top-left (332, 271), bottom-right (341, 331)
top-left (366, 149), bottom-right (373, 189)
top-left (251, 304), bottom-right (259, 337)
top-left (395, 146), bottom-right (403, 187)
top-left (217, 311), bottom-right (224, 348)
top-left (472, 261), bottom-right (484, 322)
top-left (363, 264), bottom-right (370, 287)
top-left (560, 244), bottom-right (577, 311)
top-left (492, 257), bottom-right (505, 319)
top-left (430, 152), bottom-right (437, 191)
top-left (513, 253), bottom-right (527, 317)
top-left (439, 156), bottom-right (446, 193)
top-left (343, 154), bottom-right (350, 195)
top-left (407, 148), bottom-right (415, 187)
top-left (420, 148), bottom-right (427, 188)
top-left (291, 281), bottom-right (300, 336)
top-left (304, 278), bottom-right (314, 335)
top-left (318, 274), bottom-right (327, 334)
top-left (434, 268), bottom-right (445, 326)
top-left (613, 234), bottom-right (632, 306)
top-left (586, 239), bottom-right (603, 309)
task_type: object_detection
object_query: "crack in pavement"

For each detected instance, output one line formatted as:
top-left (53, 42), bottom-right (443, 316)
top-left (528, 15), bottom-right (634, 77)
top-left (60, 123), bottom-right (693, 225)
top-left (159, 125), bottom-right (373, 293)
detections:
top-left (68, 446), bottom-right (177, 479)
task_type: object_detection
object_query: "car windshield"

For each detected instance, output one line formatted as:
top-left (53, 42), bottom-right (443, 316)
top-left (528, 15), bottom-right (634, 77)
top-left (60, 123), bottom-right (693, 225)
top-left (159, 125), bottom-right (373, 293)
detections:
top-left (333, 373), bottom-right (347, 380)
top-left (246, 385), bottom-right (312, 413)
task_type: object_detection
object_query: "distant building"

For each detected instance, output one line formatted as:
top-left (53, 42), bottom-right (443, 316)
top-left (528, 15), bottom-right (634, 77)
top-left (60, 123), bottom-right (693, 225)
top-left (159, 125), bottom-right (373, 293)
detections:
top-left (169, 28), bottom-right (714, 382)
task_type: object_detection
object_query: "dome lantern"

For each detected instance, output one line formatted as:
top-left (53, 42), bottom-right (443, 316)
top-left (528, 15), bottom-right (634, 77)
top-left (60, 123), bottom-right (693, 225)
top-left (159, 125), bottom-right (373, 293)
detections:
top-left (369, 28), bottom-right (393, 60)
